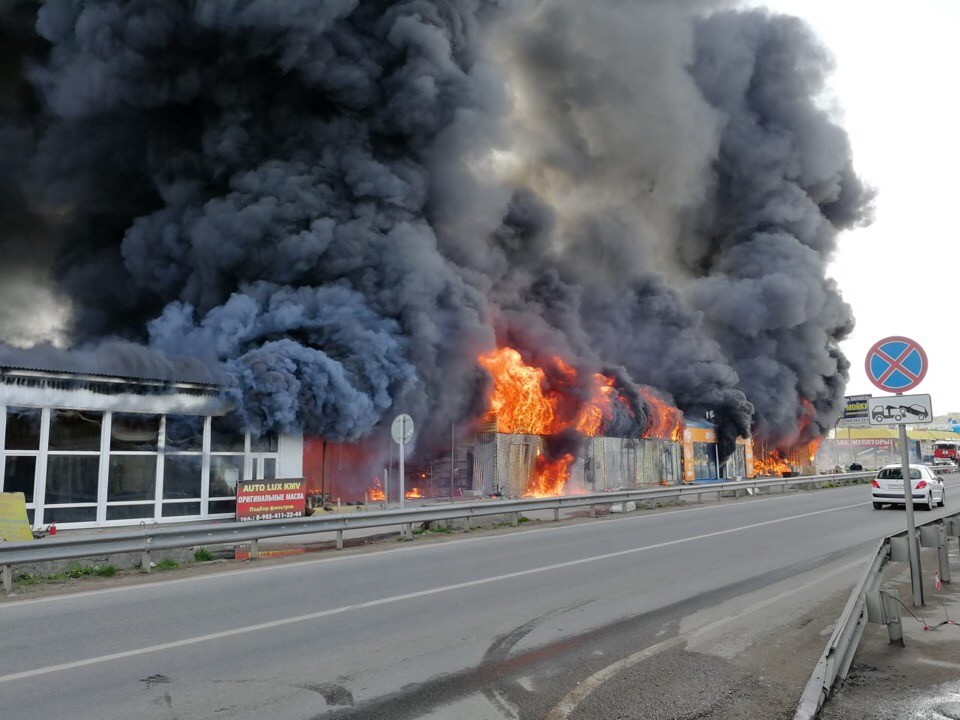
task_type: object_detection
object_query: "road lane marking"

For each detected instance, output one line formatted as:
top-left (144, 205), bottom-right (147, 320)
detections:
top-left (543, 557), bottom-right (870, 720)
top-left (0, 499), bottom-right (875, 684)
top-left (1, 479), bottom-right (909, 610)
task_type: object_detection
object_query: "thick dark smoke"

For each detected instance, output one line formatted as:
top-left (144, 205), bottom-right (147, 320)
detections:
top-left (687, 11), bottom-right (874, 445)
top-left (0, 1), bottom-right (871, 456)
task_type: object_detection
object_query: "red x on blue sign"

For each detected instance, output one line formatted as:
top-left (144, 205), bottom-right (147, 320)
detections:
top-left (865, 336), bottom-right (928, 393)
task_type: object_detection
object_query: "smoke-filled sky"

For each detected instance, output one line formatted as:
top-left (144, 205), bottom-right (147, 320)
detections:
top-left (0, 0), bottom-right (875, 453)
top-left (755, 0), bottom-right (960, 416)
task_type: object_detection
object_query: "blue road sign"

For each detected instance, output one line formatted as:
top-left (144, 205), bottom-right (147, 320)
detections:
top-left (864, 336), bottom-right (928, 393)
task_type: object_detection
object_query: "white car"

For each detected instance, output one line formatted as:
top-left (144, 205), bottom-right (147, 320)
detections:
top-left (871, 464), bottom-right (945, 511)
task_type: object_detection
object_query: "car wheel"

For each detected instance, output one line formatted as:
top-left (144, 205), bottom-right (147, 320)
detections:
top-left (921, 493), bottom-right (933, 511)
top-left (939, 489), bottom-right (946, 507)
top-left (873, 502), bottom-right (884, 510)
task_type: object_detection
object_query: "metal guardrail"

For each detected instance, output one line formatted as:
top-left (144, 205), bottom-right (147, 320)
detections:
top-left (794, 508), bottom-right (960, 719)
top-left (0, 471), bottom-right (873, 591)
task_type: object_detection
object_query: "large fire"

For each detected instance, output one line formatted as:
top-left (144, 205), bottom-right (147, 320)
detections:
top-left (478, 348), bottom-right (616, 437)
top-left (405, 487), bottom-right (424, 499)
top-left (479, 347), bottom-right (622, 497)
top-left (753, 400), bottom-right (823, 476)
top-left (524, 453), bottom-right (575, 497)
top-left (640, 388), bottom-right (683, 442)
top-left (369, 477), bottom-right (386, 502)
top-left (753, 449), bottom-right (792, 477)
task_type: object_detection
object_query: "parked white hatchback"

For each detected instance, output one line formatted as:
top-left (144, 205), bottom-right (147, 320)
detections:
top-left (871, 464), bottom-right (945, 511)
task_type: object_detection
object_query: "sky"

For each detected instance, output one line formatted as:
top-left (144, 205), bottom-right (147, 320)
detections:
top-left (755, 0), bottom-right (960, 413)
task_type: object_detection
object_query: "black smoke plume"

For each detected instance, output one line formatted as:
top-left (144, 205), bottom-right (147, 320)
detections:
top-left (0, 1), bottom-right (871, 457)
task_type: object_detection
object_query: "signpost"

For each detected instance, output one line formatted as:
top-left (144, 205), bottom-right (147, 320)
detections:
top-left (866, 336), bottom-right (930, 606)
top-left (391, 414), bottom-right (414, 508)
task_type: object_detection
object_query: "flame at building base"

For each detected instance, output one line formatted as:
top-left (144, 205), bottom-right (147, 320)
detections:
top-left (369, 477), bottom-right (386, 502)
top-left (523, 453), bottom-right (575, 498)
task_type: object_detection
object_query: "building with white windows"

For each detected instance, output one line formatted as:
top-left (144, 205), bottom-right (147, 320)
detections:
top-left (0, 366), bottom-right (303, 528)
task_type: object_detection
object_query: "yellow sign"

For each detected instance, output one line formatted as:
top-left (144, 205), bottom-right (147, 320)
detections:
top-left (0, 492), bottom-right (34, 542)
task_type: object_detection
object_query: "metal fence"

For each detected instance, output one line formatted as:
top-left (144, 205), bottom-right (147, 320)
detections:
top-left (0, 471), bottom-right (873, 591)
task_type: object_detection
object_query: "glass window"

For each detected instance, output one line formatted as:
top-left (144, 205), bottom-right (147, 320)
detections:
top-left (163, 455), bottom-right (203, 499)
top-left (44, 506), bottom-right (97, 523)
top-left (251, 433), bottom-right (278, 452)
top-left (263, 458), bottom-right (277, 479)
top-left (111, 413), bottom-right (160, 451)
top-left (163, 501), bottom-right (201, 517)
top-left (106, 504), bottom-right (155, 521)
top-left (5, 407), bottom-right (41, 450)
top-left (3, 456), bottom-right (36, 501)
top-left (49, 410), bottom-right (103, 451)
top-left (209, 498), bottom-right (236, 515)
top-left (107, 456), bottom-right (157, 501)
top-left (211, 415), bottom-right (245, 452)
top-left (878, 468), bottom-right (921, 480)
top-left (210, 455), bottom-right (244, 497)
top-left (46, 455), bottom-right (100, 504)
top-left (165, 415), bottom-right (204, 452)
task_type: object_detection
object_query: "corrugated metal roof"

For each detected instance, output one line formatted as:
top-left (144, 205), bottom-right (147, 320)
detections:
top-left (0, 342), bottom-right (225, 388)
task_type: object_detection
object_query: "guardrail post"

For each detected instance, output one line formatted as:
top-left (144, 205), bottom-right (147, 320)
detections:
top-left (402, 523), bottom-right (412, 540)
top-left (938, 524), bottom-right (951, 584)
top-left (2, 565), bottom-right (11, 593)
top-left (141, 550), bottom-right (151, 572)
top-left (510, 512), bottom-right (519, 527)
top-left (881, 590), bottom-right (904, 646)
top-left (463, 516), bottom-right (472, 531)
top-left (336, 530), bottom-right (344, 550)
top-left (249, 539), bottom-right (259, 560)
top-left (553, 508), bottom-right (560, 522)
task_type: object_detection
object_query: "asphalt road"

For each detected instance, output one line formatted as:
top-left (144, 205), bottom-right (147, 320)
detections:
top-left (2, 478), bottom-right (958, 720)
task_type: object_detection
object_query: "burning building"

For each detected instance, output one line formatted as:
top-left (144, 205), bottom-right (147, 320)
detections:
top-left (0, 1), bottom-right (872, 507)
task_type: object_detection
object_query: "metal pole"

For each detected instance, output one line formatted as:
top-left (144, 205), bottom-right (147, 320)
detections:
top-left (451, 421), bottom-right (456, 501)
top-left (847, 427), bottom-right (854, 468)
top-left (399, 417), bottom-right (406, 509)
top-left (900, 419), bottom-right (924, 606)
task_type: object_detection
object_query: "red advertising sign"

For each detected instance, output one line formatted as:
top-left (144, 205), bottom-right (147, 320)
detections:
top-left (236, 478), bottom-right (306, 522)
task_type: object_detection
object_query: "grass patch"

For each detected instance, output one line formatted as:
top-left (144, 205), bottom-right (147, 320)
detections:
top-left (155, 558), bottom-right (180, 571)
top-left (193, 547), bottom-right (215, 562)
top-left (12, 564), bottom-right (118, 587)
top-left (66, 564), bottom-right (96, 579)
top-left (516, 516), bottom-right (530, 524)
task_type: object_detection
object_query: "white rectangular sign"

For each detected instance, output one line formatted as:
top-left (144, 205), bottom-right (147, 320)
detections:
top-left (867, 394), bottom-right (933, 426)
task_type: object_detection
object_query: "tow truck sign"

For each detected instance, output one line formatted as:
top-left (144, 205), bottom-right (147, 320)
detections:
top-left (867, 394), bottom-right (933, 426)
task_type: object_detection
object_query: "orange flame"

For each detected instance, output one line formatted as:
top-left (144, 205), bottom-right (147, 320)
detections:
top-left (523, 453), bottom-right (574, 497)
top-left (753, 399), bottom-right (824, 476)
top-left (479, 348), bottom-right (555, 434)
top-left (405, 487), bottom-right (424, 499)
top-left (478, 347), bottom-right (615, 437)
top-left (640, 388), bottom-right (683, 442)
top-left (753, 449), bottom-right (792, 476)
top-left (369, 478), bottom-right (386, 502)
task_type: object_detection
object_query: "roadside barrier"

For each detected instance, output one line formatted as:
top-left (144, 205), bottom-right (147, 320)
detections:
top-left (0, 471), bottom-right (873, 592)
top-left (794, 507), bottom-right (960, 719)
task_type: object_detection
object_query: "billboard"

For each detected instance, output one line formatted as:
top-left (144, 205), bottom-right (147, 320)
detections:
top-left (837, 394), bottom-right (871, 428)
top-left (236, 479), bottom-right (306, 522)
